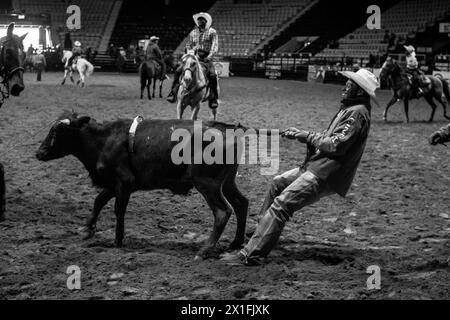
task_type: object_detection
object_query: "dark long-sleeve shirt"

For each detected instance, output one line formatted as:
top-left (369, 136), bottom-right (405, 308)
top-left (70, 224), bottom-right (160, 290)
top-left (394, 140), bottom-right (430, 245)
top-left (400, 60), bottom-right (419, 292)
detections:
top-left (145, 43), bottom-right (163, 61)
top-left (303, 102), bottom-right (371, 197)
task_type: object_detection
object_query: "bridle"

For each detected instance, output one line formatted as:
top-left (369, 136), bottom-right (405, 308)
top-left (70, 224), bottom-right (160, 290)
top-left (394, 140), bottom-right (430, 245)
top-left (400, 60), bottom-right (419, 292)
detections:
top-left (0, 39), bottom-right (25, 107)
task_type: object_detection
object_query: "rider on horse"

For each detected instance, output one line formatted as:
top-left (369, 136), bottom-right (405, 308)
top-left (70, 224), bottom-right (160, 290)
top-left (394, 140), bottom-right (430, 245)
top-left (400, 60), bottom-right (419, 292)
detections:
top-left (167, 12), bottom-right (219, 108)
top-left (145, 36), bottom-right (166, 80)
top-left (404, 45), bottom-right (430, 98)
top-left (68, 41), bottom-right (83, 67)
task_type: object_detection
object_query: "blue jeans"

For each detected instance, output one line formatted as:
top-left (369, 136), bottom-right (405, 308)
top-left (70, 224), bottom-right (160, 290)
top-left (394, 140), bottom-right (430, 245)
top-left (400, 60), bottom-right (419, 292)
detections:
top-left (242, 168), bottom-right (333, 259)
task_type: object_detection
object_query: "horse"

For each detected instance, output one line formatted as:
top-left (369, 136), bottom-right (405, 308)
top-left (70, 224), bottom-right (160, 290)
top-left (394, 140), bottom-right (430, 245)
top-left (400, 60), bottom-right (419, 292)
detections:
top-left (61, 54), bottom-right (94, 87)
top-left (61, 50), bottom-right (74, 85)
top-left (71, 57), bottom-right (94, 87)
top-left (176, 53), bottom-right (217, 121)
top-left (138, 54), bottom-right (176, 100)
top-left (380, 57), bottom-right (450, 123)
top-left (0, 23), bottom-right (27, 221)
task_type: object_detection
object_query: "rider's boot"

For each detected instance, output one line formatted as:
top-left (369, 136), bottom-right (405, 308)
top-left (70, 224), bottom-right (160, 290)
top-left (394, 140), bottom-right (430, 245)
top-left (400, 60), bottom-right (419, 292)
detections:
top-left (209, 74), bottom-right (219, 109)
top-left (167, 80), bottom-right (179, 103)
top-left (61, 78), bottom-right (65, 85)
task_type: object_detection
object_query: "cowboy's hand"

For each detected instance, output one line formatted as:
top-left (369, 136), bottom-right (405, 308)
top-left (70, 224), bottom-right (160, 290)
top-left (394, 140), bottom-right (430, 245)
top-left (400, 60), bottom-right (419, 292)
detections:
top-left (429, 132), bottom-right (444, 145)
top-left (282, 128), bottom-right (309, 143)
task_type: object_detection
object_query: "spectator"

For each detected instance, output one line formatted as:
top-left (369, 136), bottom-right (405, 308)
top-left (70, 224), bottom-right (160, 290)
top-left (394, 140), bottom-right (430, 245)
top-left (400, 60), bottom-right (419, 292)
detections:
top-left (34, 49), bottom-right (47, 82)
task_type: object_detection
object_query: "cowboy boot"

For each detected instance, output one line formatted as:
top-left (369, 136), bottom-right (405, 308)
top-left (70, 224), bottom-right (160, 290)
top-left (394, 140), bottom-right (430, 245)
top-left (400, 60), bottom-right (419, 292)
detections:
top-left (209, 74), bottom-right (219, 108)
top-left (167, 71), bottom-right (181, 103)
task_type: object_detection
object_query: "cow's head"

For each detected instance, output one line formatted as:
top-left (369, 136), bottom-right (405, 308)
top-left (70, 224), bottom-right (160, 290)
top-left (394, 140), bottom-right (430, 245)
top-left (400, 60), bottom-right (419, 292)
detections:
top-left (0, 23), bottom-right (27, 96)
top-left (36, 111), bottom-right (91, 161)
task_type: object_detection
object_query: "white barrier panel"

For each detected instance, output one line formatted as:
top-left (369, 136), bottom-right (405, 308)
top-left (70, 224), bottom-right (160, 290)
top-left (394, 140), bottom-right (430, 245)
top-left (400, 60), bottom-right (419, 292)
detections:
top-left (433, 71), bottom-right (450, 80)
top-left (215, 61), bottom-right (229, 77)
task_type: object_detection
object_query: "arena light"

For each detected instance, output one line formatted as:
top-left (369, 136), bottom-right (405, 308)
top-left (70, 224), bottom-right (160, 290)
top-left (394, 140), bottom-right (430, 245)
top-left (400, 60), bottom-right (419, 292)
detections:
top-left (18, 15), bottom-right (25, 20)
top-left (0, 25), bottom-right (40, 49)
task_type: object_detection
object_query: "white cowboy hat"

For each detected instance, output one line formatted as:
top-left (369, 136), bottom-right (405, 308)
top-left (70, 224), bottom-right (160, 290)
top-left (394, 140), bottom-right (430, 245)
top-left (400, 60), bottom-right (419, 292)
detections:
top-left (74, 41), bottom-right (81, 46)
top-left (36, 49), bottom-right (43, 54)
top-left (193, 12), bottom-right (212, 29)
top-left (403, 45), bottom-right (415, 53)
top-left (150, 36), bottom-right (159, 41)
top-left (339, 68), bottom-right (380, 99)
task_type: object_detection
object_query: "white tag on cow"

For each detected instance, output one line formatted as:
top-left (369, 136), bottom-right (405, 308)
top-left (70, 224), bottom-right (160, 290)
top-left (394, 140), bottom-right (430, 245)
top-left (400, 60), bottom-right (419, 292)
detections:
top-left (60, 119), bottom-right (70, 125)
top-left (129, 116), bottom-right (144, 135)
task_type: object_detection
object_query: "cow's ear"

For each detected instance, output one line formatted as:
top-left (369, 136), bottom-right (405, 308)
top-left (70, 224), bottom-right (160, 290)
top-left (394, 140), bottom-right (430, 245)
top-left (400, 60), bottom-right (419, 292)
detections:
top-left (73, 116), bottom-right (91, 128)
top-left (7, 23), bottom-right (14, 38)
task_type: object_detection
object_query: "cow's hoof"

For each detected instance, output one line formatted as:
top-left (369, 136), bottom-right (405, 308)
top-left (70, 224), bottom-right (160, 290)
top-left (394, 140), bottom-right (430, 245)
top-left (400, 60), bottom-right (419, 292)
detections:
top-left (82, 226), bottom-right (96, 240)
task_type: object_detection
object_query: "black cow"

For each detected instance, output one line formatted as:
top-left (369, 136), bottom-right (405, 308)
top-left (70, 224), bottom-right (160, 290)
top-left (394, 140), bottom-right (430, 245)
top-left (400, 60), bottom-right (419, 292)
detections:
top-left (36, 111), bottom-right (249, 259)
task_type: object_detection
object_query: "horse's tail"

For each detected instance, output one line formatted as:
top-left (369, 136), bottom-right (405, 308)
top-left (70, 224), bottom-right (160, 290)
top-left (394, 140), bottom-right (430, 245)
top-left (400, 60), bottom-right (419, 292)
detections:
top-left (85, 60), bottom-right (94, 77)
top-left (438, 75), bottom-right (450, 102)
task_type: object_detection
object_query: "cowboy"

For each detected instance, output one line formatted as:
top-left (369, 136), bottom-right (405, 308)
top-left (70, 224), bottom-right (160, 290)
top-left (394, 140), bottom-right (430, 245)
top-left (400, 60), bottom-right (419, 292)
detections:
top-left (221, 69), bottom-right (379, 266)
top-left (34, 48), bottom-right (46, 82)
top-left (404, 45), bottom-right (429, 97)
top-left (68, 40), bottom-right (83, 67)
top-left (167, 12), bottom-right (219, 108)
top-left (429, 124), bottom-right (450, 145)
top-left (145, 36), bottom-right (166, 80)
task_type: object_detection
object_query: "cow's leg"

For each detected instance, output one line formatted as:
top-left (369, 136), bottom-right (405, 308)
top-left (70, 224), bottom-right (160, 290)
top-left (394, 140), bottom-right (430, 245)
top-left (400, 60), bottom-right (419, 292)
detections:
top-left (114, 188), bottom-right (131, 247)
top-left (0, 162), bottom-right (5, 222)
top-left (82, 189), bottom-right (115, 240)
top-left (424, 95), bottom-right (437, 123)
top-left (193, 177), bottom-right (234, 259)
top-left (222, 168), bottom-right (248, 250)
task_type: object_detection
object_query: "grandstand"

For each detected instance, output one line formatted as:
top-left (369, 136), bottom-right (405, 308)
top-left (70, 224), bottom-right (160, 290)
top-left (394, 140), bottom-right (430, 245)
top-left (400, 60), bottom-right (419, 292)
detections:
top-left (316, 0), bottom-right (450, 60)
top-left (12, 0), bottom-right (122, 50)
top-left (2, 0), bottom-right (449, 78)
top-left (175, 0), bottom-right (316, 57)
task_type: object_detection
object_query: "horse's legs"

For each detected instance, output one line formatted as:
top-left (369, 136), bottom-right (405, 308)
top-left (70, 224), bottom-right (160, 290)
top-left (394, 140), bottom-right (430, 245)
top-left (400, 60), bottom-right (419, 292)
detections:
top-left (140, 79), bottom-right (145, 99)
top-left (159, 80), bottom-right (164, 98)
top-left (210, 108), bottom-right (217, 121)
top-left (424, 95), bottom-right (438, 122)
top-left (152, 78), bottom-right (156, 98)
top-left (403, 99), bottom-right (410, 123)
top-left (176, 100), bottom-right (184, 119)
top-left (0, 162), bottom-right (5, 221)
top-left (70, 70), bottom-right (74, 83)
top-left (191, 104), bottom-right (200, 121)
top-left (383, 95), bottom-right (398, 121)
top-left (434, 92), bottom-right (450, 120)
top-left (62, 69), bottom-right (68, 85)
top-left (147, 80), bottom-right (151, 100)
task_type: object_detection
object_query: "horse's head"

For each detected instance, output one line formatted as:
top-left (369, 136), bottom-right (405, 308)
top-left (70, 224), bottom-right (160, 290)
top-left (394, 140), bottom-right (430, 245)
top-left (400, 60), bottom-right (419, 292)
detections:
top-left (380, 57), bottom-right (398, 81)
top-left (180, 53), bottom-right (199, 87)
top-left (0, 23), bottom-right (27, 97)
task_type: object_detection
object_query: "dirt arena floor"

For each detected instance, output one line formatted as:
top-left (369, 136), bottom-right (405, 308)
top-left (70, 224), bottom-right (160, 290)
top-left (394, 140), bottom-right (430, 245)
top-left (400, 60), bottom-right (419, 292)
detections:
top-left (0, 71), bottom-right (449, 300)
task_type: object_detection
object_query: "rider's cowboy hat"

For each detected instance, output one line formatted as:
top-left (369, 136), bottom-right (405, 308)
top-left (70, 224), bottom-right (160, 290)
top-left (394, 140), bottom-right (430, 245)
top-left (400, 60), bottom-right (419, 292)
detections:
top-left (339, 68), bottom-right (380, 106)
top-left (150, 36), bottom-right (159, 41)
top-left (193, 12), bottom-right (212, 29)
top-left (36, 49), bottom-right (43, 54)
top-left (403, 45), bottom-right (415, 53)
top-left (74, 41), bottom-right (81, 47)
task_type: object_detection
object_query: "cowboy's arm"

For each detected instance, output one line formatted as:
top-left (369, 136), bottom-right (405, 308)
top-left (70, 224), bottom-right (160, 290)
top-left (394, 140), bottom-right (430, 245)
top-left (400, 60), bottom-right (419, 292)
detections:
top-left (207, 29), bottom-right (218, 60)
top-left (155, 46), bottom-right (163, 59)
top-left (306, 112), bottom-right (365, 156)
top-left (185, 30), bottom-right (195, 51)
